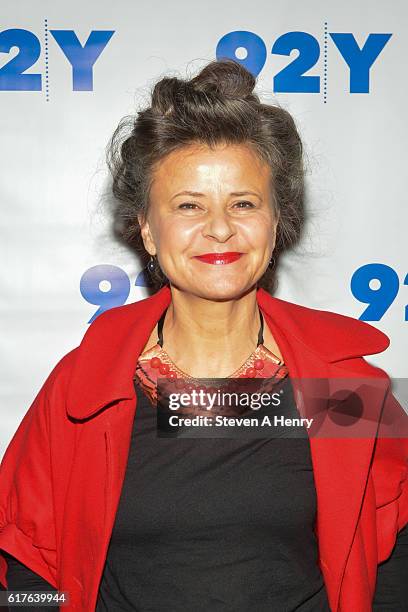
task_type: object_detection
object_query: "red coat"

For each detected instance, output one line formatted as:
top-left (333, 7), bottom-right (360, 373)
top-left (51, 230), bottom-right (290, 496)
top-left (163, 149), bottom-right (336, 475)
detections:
top-left (0, 285), bottom-right (407, 611)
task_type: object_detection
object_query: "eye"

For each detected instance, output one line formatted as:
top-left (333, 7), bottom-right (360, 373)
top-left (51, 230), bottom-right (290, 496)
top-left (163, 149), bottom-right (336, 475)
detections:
top-left (178, 203), bottom-right (199, 210)
top-left (233, 201), bottom-right (256, 208)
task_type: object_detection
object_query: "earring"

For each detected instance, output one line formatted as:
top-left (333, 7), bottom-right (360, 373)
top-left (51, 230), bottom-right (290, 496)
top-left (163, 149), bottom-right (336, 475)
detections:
top-left (268, 256), bottom-right (275, 268)
top-left (147, 255), bottom-right (155, 273)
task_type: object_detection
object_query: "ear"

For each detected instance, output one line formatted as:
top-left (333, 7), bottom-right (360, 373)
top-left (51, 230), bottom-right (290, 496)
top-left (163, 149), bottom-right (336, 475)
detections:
top-left (274, 207), bottom-right (281, 227)
top-left (271, 209), bottom-right (280, 234)
top-left (137, 213), bottom-right (157, 256)
top-left (270, 211), bottom-right (280, 252)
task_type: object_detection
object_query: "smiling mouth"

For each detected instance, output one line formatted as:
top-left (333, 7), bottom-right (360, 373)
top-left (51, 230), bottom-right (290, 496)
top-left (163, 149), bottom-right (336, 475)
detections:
top-left (193, 252), bottom-right (244, 265)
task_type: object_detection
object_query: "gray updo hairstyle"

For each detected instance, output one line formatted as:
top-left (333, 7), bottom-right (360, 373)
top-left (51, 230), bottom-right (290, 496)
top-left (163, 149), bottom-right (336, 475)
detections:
top-left (105, 58), bottom-right (306, 293)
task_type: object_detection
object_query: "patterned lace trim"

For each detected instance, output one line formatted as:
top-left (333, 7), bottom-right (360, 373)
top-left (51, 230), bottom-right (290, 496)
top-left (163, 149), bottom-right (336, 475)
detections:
top-left (133, 342), bottom-right (288, 407)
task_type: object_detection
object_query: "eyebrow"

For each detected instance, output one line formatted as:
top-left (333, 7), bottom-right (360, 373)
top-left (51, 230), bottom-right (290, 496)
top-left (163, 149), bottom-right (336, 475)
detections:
top-left (171, 190), bottom-right (262, 199)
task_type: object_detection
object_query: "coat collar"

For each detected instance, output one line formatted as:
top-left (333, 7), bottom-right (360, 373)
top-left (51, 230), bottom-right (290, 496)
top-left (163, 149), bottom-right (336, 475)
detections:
top-left (66, 284), bottom-right (389, 420)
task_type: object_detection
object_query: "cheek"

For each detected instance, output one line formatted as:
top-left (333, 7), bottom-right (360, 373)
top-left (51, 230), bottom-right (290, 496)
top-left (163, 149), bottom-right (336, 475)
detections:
top-left (240, 218), bottom-right (274, 251)
top-left (155, 218), bottom-right (195, 253)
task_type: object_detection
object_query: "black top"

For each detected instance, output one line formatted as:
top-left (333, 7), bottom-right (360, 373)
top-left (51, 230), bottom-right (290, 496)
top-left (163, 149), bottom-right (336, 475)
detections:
top-left (95, 375), bottom-right (331, 611)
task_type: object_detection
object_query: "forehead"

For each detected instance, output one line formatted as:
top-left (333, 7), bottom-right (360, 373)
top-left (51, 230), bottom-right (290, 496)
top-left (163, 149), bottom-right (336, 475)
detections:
top-left (150, 142), bottom-right (271, 193)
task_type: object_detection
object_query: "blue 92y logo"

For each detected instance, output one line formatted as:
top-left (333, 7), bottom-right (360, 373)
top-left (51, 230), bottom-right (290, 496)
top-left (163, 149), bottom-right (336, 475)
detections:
top-left (0, 26), bottom-right (114, 91)
top-left (216, 29), bottom-right (392, 94)
top-left (80, 265), bottom-right (154, 324)
top-left (80, 263), bottom-right (407, 324)
top-left (351, 264), bottom-right (408, 321)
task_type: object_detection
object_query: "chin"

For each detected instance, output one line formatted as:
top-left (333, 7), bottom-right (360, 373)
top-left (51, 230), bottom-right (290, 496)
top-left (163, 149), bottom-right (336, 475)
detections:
top-left (190, 277), bottom-right (255, 301)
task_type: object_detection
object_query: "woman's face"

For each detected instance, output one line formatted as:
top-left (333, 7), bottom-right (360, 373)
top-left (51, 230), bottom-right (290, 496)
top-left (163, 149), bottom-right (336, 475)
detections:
top-left (138, 142), bottom-right (279, 300)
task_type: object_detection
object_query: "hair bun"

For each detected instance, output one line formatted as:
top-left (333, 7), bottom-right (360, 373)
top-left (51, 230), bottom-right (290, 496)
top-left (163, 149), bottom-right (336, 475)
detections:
top-left (150, 60), bottom-right (258, 116)
top-left (190, 59), bottom-right (256, 100)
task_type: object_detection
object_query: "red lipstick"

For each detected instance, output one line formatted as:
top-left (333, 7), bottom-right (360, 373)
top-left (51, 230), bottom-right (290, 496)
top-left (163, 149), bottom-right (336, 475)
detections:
top-left (193, 252), bottom-right (244, 265)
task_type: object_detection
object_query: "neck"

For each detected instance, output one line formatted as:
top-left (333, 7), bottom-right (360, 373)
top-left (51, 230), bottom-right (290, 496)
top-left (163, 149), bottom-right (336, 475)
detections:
top-left (161, 284), bottom-right (261, 378)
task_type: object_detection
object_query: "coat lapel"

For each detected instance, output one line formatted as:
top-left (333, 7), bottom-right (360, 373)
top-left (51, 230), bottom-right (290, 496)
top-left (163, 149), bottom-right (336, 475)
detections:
top-left (65, 284), bottom-right (390, 611)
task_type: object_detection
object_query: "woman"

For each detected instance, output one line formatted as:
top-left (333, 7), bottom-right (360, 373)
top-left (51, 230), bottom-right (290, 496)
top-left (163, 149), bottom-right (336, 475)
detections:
top-left (0, 59), bottom-right (407, 611)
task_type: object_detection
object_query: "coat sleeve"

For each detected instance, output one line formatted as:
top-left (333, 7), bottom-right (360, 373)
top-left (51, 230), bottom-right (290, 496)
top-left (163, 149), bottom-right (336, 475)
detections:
top-left (0, 350), bottom-right (77, 590)
top-left (373, 523), bottom-right (408, 609)
top-left (371, 384), bottom-right (408, 565)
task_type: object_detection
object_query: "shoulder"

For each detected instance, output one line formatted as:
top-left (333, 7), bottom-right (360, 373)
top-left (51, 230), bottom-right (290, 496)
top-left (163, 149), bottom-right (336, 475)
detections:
top-left (77, 292), bottom-right (161, 341)
top-left (39, 347), bottom-right (80, 399)
top-left (258, 290), bottom-right (390, 362)
top-left (272, 294), bottom-right (388, 337)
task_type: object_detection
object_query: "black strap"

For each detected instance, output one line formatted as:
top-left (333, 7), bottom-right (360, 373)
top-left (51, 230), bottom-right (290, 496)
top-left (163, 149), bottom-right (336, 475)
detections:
top-left (157, 308), bottom-right (166, 347)
top-left (257, 309), bottom-right (264, 346)
top-left (157, 306), bottom-right (264, 347)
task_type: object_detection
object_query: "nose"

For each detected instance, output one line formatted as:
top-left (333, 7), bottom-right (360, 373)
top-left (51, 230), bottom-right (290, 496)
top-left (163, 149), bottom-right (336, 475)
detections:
top-left (202, 209), bottom-right (236, 242)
